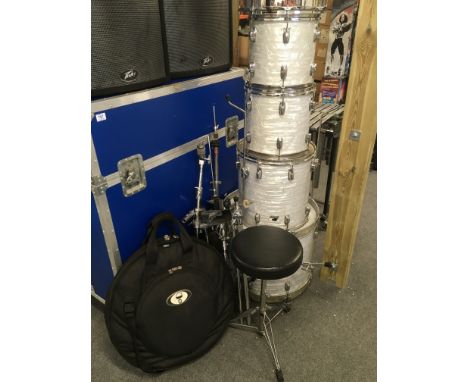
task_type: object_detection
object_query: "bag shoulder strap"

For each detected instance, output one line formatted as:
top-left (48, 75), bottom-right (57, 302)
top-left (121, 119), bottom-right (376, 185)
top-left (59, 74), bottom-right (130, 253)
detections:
top-left (123, 302), bottom-right (154, 372)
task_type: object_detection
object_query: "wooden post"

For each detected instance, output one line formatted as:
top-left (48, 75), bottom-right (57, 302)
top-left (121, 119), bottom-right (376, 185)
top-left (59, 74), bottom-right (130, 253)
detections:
top-left (232, 0), bottom-right (240, 67)
top-left (320, 0), bottom-right (377, 288)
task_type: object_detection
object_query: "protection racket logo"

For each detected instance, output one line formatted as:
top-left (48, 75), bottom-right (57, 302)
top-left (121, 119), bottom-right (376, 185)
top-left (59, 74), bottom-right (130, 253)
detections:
top-left (166, 289), bottom-right (192, 306)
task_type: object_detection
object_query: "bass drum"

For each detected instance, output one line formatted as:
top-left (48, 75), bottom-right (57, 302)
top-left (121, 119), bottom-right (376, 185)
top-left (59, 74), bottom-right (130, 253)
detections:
top-left (238, 139), bottom-right (315, 230)
top-left (245, 84), bottom-right (316, 156)
top-left (249, 199), bottom-right (319, 302)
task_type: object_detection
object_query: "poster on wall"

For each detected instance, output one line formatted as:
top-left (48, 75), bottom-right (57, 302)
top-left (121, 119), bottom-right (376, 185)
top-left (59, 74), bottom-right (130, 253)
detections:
top-left (324, 0), bottom-right (359, 78)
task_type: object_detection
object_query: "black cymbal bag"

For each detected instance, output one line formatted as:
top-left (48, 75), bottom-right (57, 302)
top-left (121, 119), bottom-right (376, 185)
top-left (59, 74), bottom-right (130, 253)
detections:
top-left (105, 212), bottom-right (235, 372)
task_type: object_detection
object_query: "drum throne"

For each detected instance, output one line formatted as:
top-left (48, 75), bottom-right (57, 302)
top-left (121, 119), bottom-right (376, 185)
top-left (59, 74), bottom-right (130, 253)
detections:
top-left (230, 225), bottom-right (303, 382)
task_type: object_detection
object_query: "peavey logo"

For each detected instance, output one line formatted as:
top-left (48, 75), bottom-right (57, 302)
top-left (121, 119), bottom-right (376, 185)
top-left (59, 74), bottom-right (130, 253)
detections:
top-left (201, 56), bottom-right (214, 67)
top-left (166, 289), bottom-right (192, 306)
top-left (120, 69), bottom-right (138, 82)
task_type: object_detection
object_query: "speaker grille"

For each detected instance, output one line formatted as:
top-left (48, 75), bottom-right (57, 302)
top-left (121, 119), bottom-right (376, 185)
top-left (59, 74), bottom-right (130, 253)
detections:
top-left (91, 0), bottom-right (168, 97)
top-left (163, 0), bottom-right (231, 77)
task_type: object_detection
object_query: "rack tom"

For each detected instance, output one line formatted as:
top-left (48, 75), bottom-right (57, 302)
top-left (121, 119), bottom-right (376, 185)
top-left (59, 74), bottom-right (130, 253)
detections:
top-left (247, 1), bottom-right (325, 87)
top-left (245, 84), bottom-right (316, 156)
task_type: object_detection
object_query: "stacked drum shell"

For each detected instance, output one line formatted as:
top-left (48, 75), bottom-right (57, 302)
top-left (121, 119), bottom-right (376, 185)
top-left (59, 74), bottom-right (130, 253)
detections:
top-left (238, 0), bottom-right (325, 302)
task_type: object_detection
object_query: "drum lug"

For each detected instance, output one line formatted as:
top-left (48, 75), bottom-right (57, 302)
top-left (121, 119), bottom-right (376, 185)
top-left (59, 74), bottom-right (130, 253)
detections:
top-left (284, 215), bottom-right (290, 230)
top-left (305, 206), bottom-right (311, 218)
top-left (311, 157), bottom-right (320, 170)
top-left (248, 62), bottom-right (255, 78)
top-left (309, 99), bottom-right (316, 112)
top-left (276, 137), bottom-right (283, 150)
top-left (256, 164), bottom-right (262, 179)
top-left (255, 213), bottom-right (261, 224)
top-left (305, 133), bottom-right (312, 144)
top-left (283, 26), bottom-right (290, 44)
top-left (280, 65), bottom-right (288, 81)
top-left (236, 160), bottom-right (240, 170)
top-left (314, 29), bottom-right (321, 41)
top-left (279, 98), bottom-right (286, 116)
top-left (246, 95), bottom-right (252, 111)
top-left (310, 63), bottom-right (317, 76)
top-left (249, 27), bottom-right (257, 42)
top-left (241, 167), bottom-right (250, 178)
top-left (288, 164), bottom-right (294, 180)
top-left (246, 133), bottom-right (252, 144)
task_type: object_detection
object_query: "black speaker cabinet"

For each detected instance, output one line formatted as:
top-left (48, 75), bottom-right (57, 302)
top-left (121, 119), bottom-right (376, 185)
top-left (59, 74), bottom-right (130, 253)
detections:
top-left (91, 0), bottom-right (169, 98)
top-left (162, 0), bottom-right (232, 78)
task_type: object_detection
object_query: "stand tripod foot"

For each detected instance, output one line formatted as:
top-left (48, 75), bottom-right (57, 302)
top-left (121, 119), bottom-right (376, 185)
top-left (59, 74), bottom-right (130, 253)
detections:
top-left (318, 214), bottom-right (328, 231)
top-left (275, 368), bottom-right (284, 382)
top-left (282, 302), bottom-right (291, 314)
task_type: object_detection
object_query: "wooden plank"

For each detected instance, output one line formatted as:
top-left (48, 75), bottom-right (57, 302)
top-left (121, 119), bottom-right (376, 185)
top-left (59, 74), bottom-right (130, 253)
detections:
top-left (320, 0), bottom-right (377, 288)
top-left (232, 0), bottom-right (240, 67)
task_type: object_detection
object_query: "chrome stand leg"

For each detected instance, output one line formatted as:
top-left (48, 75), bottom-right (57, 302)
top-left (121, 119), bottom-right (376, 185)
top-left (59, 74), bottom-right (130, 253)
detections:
top-left (259, 280), bottom-right (283, 382)
top-left (243, 273), bottom-right (251, 325)
top-left (258, 280), bottom-right (267, 333)
top-left (236, 269), bottom-right (244, 324)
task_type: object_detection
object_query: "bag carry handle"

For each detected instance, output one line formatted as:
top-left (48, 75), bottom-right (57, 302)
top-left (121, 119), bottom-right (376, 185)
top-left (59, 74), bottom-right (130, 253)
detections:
top-left (145, 212), bottom-right (193, 266)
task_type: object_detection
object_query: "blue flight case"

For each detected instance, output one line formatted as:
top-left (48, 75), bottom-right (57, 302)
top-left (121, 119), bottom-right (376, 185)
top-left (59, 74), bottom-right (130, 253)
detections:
top-left (91, 68), bottom-right (245, 300)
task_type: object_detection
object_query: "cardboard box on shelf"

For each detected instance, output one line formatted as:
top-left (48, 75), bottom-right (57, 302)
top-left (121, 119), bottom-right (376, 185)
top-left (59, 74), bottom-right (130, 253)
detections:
top-left (238, 35), bottom-right (249, 67)
top-left (317, 26), bottom-right (330, 45)
top-left (324, 0), bottom-right (334, 10)
top-left (315, 42), bottom-right (329, 60)
top-left (319, 77), bottom-right (348, 104)
top-left (319, 10), bottom-right (332, 26)
top-left (313, 60), bottom-right (326, 81)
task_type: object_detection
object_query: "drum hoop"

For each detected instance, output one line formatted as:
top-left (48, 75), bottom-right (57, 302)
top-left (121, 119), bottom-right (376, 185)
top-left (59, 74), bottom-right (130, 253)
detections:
top-left (252, 8), bottom-right (322, 21)
top-left (238, 139), bottom-right (316, 165)
top-left (246, 83), bottom-right (316, 97)
top-left (293, 199), bottom-right (320, 238)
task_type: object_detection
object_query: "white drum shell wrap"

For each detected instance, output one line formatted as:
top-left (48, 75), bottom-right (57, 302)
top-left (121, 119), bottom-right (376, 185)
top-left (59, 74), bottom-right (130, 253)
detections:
top-left (250, 19), bottom-right (318, 87)
top-left (249, 201), bottom-right (318, 301)
top-left (246, 90), bottom-right (313, 155)
top-left (239, 147), bottom-right (313, 230)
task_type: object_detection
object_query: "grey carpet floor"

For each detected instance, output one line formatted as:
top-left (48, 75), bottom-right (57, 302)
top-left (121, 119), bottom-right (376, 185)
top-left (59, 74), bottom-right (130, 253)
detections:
top-left (92, 168), bottom-right (377, 382)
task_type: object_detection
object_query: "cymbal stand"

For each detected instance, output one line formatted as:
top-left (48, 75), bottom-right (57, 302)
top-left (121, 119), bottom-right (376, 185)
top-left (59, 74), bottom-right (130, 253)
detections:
top-left (194, 142), bottom-right (210, 238)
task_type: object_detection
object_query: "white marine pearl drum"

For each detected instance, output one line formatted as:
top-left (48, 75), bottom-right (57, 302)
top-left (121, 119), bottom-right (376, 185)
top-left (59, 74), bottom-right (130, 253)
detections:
top-left (249, 199), bottom-right (319, 302)
top-left (238, 140), bottom-right (315, 230)
top-left (245, 84), bottom-right (315, 156)
top-left (248, 10), bottom-right (321, 87)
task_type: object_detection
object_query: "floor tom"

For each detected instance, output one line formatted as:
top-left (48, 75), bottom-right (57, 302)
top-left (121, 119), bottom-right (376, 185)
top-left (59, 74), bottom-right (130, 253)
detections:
top-left (238, 139), bottom-right (315, 230)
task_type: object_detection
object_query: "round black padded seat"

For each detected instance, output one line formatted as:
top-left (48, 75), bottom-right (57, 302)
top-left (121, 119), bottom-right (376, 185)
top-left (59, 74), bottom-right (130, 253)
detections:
top-left (231, 226), bottom-right (303, 280)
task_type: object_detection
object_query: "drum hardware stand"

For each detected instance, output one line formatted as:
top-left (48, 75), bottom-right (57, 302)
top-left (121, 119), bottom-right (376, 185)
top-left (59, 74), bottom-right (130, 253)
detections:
top-left (311, 113), bottom-right (325, 190)
top-left (182, 138), bottom-right (217, 237)
top-left (225, 94), bottom-right (249, 202)
top-left (225, 94), bottom-right (246, 117)
top-left (208, 106), bottom-right (223, 210)
top-left (195, 142), bottom-right (210, 237)
top-left (316, 117), bottom-right (342, 231)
